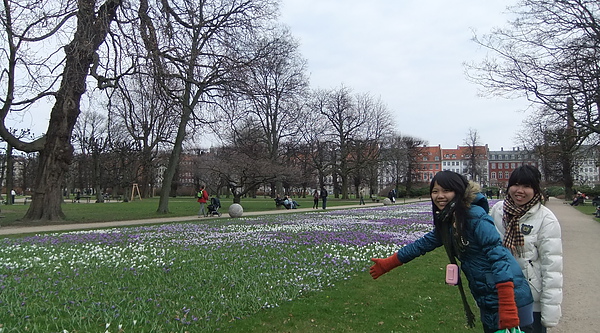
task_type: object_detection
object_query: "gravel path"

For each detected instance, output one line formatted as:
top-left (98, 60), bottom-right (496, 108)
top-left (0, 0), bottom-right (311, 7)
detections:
top-left (544, 198), bottom-right (600, 332)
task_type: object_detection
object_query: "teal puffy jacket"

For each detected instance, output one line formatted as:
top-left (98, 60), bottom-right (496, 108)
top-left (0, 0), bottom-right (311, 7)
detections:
top-left (397, 192), bottom-right (533, 330)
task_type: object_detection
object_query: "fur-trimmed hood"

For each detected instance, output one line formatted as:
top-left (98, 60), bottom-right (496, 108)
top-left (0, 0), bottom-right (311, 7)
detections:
top-left (465, 181), bottom-right (489, 213)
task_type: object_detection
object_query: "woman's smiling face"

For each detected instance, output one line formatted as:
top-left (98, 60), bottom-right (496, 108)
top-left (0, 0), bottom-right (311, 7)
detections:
top-left (508, 183), bottom-right (535, 206)
top-left (431, 181), bottom-right (456, 210)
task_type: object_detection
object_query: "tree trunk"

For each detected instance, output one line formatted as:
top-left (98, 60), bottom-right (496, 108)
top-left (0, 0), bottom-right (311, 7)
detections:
top-left (233, 194), bottom-right (242, 204)
top-left (5, 144), bottom-right (13, 204)
top-left (22, 0), bottom-right (122, 221)
top-left (157, 106), bottom-right (191, 213)
top-left (24, 131), bottom-right (73, 220)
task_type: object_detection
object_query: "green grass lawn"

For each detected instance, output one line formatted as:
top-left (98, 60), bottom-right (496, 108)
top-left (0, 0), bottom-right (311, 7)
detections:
top-left (572, 202), bottom-right (600, 221)
top-left (0, 202), bottom-right (483, 332)
top-left (0, 195), bottom-right (373, 227)
top-left (221, 248), bottom-right (482, 332)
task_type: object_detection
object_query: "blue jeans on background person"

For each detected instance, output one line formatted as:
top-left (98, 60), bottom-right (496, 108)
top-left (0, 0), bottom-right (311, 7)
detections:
top-left (198, 203), bottom-right (206, 216)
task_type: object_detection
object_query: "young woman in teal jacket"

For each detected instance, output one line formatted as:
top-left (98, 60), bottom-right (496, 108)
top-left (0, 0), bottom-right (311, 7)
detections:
top-left (370, 171), bottom-right (534, 332)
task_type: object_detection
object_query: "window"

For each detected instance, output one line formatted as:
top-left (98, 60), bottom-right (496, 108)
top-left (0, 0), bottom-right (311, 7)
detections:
top-left (491, 172), bottom-right (496, 179)
top-left (499, 172), bottom-right (503, 179)
top-left (511, 163), bottom-right (516, 169)
top-left (505, 171), bottom-right (510, 179)
top-left (504, 163), bottom-right (509, 169)
top-left (491, 163), bottom-right (496, 169)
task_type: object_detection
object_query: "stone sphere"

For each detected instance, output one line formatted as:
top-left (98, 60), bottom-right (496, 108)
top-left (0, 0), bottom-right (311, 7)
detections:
top-left (382, 198), bottom-right (392, 206)
top-left (228, 203), bottom-right (244, 217)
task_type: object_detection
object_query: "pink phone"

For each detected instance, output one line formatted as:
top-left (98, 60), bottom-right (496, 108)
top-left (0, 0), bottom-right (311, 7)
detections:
top-left (446, 264), bottom-right (460, 285)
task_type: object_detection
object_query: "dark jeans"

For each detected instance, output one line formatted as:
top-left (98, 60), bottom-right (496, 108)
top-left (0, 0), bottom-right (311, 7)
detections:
top-left (531, 312), bottom-right (546, 333)
top-left (313, 199), bottom-right (318, 209)
top-left (322, 197), bottom-right (327, 209)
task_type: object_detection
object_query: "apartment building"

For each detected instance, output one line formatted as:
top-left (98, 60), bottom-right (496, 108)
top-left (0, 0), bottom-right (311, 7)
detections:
top-left (573, 145), bottom-right (600, 185)
top-left (488, 147), bottom-right (538, 189)
top-left (415, 145), bottom-right (442, 183)
top-left (439, 145), bottom-right (489, 185)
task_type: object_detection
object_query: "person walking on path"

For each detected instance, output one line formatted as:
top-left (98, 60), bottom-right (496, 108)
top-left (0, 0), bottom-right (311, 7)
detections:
top-left (312, 189), bottom-right (319, 209)
top-left (359, 188), bottom-right (366, 205)
top-left (320, 187), bottom-right (328, 209)
top-left (196, 185), bottom-right (209, 217)
top-left (370, 171), bottom-right (534, 332)
top-left (542, 198), bottom-right (600, 333)
top-left (490, 165), bottom-right (562, 333)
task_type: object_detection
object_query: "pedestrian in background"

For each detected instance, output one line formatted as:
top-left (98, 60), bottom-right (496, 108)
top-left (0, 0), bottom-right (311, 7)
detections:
top-left (197, 185), bottom-right (209, 217)
top-left (312, 189), bottom-right (319, 209)
top-left (320, 187), bottom-right (328, 209)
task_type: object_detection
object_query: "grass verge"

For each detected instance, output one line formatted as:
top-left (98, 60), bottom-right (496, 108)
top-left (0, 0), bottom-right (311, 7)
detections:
top-left (0, 202), bottom-right (483, 332)
top-left (221, 248), bottom-right (482, 332)
top-left (0, 196), bottom-right (387, 227)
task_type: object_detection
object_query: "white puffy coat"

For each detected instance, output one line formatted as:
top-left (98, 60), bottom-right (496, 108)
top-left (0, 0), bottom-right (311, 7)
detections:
top-left (490, 201), bottom-right (563, 327)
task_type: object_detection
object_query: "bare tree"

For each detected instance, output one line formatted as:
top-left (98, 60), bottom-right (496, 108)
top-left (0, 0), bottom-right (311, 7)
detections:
top-left (137, 0), bottom-right (278, 213)
top-left (297, 102), bottom-right (334, 193)
top-left (382, 134), bottom-right (427, 197)
top-left (237, 27), bottom-right (309, 162)
top-left (108, 69), bottom-right (179, 198)
top-left (518, 102), bottom-right (580, 198)
top-left (220, 27), bottom-right (309, 197)
top-left (466, 0), bottom-right (600, 143)
top-left (0, 0), bottom-right (123, 221)
top-left (204, 121), bottom-right (284, 203)
top-left (314, 86), bottom-right (393, 199)
top-left (463, 128), bottom-right (487, 185)
top-left (72, 111), bottom-right (110, 202)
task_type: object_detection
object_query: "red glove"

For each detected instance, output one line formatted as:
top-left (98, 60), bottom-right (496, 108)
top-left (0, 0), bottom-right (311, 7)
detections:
top-left (370, 253), bottom-right (402, 279)
top-left (497, 281), bottom-right (519, 329)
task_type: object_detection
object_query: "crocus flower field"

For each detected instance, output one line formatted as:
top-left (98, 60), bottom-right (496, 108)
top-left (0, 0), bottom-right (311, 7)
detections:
top-left (0, 200), bottom-right (498, 332)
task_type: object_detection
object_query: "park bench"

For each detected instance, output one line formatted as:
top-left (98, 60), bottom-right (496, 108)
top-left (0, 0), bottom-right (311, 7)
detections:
top-left (370, 194), bottom-right (380, 202)
top-left (24, 197), bottom-right (33, 204)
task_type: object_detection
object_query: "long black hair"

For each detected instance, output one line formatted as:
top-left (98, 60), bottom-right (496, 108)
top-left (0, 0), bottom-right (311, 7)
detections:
top-left (507, 164), bottom-right (542, 195)
top-left (430, 170), bottom-right (470, 252)
top-left (430, 170), bottom-right (476, 327)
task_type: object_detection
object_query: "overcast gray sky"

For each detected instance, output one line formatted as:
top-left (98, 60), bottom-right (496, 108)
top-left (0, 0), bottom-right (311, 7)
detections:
top-left (279, 0), bottom-right (531, 151)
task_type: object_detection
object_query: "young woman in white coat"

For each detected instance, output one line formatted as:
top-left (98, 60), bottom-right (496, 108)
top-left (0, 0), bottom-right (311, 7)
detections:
top-left (490, 165), bottom-right (563, 333)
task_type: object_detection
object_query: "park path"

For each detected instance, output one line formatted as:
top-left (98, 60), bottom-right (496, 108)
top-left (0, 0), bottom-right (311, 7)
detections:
top-left (543, 198), bottom-right (600, 332)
